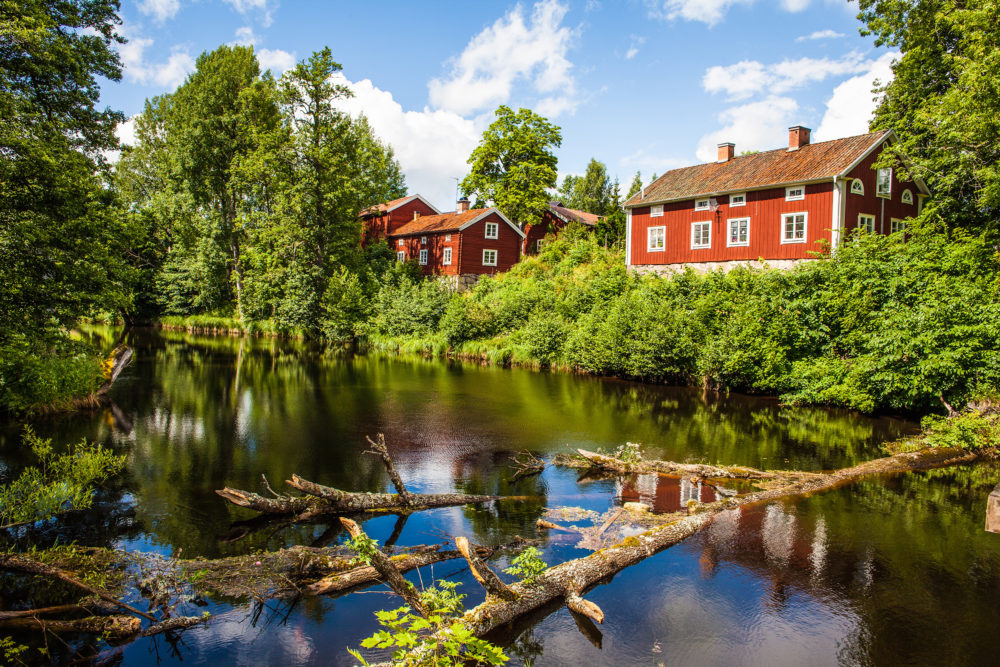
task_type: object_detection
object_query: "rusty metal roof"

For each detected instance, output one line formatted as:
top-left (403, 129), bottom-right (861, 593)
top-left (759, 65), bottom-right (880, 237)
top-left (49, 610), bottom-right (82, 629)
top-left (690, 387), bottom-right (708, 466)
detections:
top-left (624, 130), bottom-right (890, 207)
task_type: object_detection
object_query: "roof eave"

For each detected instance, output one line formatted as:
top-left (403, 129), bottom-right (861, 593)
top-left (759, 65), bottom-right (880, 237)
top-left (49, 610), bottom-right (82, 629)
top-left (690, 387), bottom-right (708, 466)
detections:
top-left (623, 176), bottom-right (836, 209)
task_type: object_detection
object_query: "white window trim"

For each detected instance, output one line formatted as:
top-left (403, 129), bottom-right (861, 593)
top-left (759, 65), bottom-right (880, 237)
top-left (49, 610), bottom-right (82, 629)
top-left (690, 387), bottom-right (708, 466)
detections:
top-left (781, 212), bottom-right (808, 244)
top-left (850, 179), bottom-right (864, 195)
top-left (694, 199), bottom-right (710, 211)
top-left (901, 188), bottom-right (913, 205)
top-left (890, 218), bottom-right (905, 234)
top-left (876, 167), bottom-right (892, 199)
top-left (858, 213), bottom-right (876, 233)
top-left (418, 249), bottom-right (428, 265)
top-left (650, 204), bottom-right (664, 217)
top-left (691, 221), bottom-right (711, 249)
top-left (445, 234), bottom-right (452, 241)
top-left (484, 222), bottom-right (499, 239)
top-left (535, 239), bottom-right (545, 252)
top-left (729, 192), bottom-right (746, 207)
top-left (647, 225), bottom-right (665, 252)
top-left (442, 247), bottom-right (452, 265)
top-left (727, 217), bottom-right (750, 247)
top-left (785, 185), bottom-right (805, 201)
top-left (396, 251), bottom-right (405, 262)
top-left (420, 236), bottom-right (427, 245)
top-left (482, 249), bottom-right (498, 266)
top-left (397, 239), bottom-right (404, 246)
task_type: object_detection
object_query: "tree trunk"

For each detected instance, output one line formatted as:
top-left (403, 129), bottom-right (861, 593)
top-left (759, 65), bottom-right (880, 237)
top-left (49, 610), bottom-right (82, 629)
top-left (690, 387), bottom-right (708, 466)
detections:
top-left (0, 615), bottom-right (141, 638)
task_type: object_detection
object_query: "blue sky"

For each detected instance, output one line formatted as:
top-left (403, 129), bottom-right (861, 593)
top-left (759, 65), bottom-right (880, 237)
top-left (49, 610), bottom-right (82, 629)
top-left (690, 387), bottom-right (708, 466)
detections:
top-left (111, 0), bottom-right (896, 209)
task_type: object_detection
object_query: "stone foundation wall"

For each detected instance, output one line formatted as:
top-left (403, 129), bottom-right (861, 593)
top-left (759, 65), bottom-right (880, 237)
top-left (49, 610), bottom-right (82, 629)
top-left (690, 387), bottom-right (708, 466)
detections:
top-left (631, 258), bottom-right (816, 275)
top-left (436, 274), bottom-right (481, 291)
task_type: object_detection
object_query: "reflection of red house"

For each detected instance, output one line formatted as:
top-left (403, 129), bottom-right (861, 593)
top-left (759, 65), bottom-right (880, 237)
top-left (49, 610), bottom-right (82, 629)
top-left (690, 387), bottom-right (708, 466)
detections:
top-left (360, 194), bottom-right (440, 246)
top-left (387, 198), bottom-right (524, 280)
top-left (618, 473), bottom-right (717, 513)
top-left (522, 202), bottom-right (601, 255)
top-left (624, 127), bottom-right (930, 273)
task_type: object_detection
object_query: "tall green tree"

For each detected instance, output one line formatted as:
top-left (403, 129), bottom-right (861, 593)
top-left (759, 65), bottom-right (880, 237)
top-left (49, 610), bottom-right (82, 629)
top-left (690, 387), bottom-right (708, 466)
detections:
top-left (461, 106), bottom-right (562, 229)
top-left (859, 0), bottom-right (1000, 229)
top-left (557, 158), bottom-right (613, 215)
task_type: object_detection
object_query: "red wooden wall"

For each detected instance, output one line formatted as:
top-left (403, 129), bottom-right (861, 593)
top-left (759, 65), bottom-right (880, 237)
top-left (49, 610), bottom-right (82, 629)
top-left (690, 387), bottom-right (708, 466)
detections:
top-left (843, 147), bottom-right (921, 235)
top-left (458, 212), bottom-right (522, 275)
top-left (362, 198), bottom-right (439, 246)
top-left (393, 231), bottom-right (459, 276)
top-left (628, 182), bottom-right (835, 266)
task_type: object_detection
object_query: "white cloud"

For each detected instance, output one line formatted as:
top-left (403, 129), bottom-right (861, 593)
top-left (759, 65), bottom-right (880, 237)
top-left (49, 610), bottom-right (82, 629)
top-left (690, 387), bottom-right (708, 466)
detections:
top-left (333, 74), bottom-right (481, 210)
top-left (695, 95), bottom-right (800, 162)
top-left (702, 52), bottom-right (872, 100)
top-left (257, 48), bottom-right (296, 74)
top-left (625, 34), bottom-right (645, 60)
top-left (116, 116), bottom-right (138, 148)
top-left (645, 0), bottom-right (754, 26)
top-left (223, 0), bottom-right (274, 27)
top-left (428, 0), bottom-right (579, 117)
top-left (779, 0), bottom-right (811, 11)
top-left (796, 29), bottom-right (845, 42)
top-left (232, 26), bottom-right (258, 46)
top-left (119, 32), bottom-right (195, 90)
top-left (815, 51), bottom-right (896, 141)
top-left (138, 0), bottom-right (180, 22)
top-left (625, 47), bottom-right (639, 59)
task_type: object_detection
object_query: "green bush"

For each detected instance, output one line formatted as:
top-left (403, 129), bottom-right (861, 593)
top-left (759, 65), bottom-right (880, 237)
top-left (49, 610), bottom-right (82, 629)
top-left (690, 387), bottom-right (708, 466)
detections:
top-left (0, 338), bottom-right (105, 413)
top-left (922, 409), bottom-right (1000, 451)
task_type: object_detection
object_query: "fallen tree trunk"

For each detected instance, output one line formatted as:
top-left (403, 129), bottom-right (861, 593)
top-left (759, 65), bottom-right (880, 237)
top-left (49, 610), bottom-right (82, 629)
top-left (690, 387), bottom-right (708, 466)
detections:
top-left (573, 448), bottom-right (814, 482)
top-left (0, 615), bottom-right (141, 638)
top-left (0, 601), bottom-right (118, 621)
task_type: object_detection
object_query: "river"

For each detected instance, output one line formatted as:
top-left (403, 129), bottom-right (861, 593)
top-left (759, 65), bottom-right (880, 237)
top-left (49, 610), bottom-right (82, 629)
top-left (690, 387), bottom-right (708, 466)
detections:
top-left (2, 326), bottom-right (999, 666)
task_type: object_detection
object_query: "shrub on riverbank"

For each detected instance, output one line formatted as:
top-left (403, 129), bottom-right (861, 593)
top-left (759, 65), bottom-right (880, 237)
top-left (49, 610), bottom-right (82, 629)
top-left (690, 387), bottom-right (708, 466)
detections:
top-left (366, 218), bottom-right (1000, 417)
top-left (0, 338), bottom-right (105, 414)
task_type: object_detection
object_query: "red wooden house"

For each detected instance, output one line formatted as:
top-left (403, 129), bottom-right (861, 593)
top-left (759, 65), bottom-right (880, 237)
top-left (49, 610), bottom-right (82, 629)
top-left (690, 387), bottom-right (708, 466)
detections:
top-left (360, 194), bottom-right (441, 246)
top-left (522, 202), bottom-right (601, 255)
top-left (623, 127), bottom-right (929, 272)
top-left (383, 197), bottom-right (524, 283)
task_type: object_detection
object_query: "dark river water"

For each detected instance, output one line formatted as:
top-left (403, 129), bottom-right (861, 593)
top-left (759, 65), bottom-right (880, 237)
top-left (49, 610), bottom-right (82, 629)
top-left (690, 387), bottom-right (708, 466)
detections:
top-left (3, 326), bottom-right (1000, 666)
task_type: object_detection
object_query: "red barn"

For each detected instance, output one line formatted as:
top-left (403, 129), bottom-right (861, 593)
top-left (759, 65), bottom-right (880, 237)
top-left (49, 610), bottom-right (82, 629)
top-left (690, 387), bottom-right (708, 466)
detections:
top-left (360, 194), bottom-right (440, 246)
top-left (522, 202), bottom-right (601, 255)
top-left (623, 127), bottom-right (929, 273)
top-left (386, 197), bottom-right (524, 285)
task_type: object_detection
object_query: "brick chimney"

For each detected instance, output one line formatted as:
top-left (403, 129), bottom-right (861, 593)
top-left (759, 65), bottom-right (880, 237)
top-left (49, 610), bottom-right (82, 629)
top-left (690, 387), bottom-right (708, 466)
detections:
top-left (788, 126), bottom-right (811, 151)
top-left (413, 210), bottom-right (421, 220)
top-left (457, 196), bottom-right (470, 213)
top-left (717, 142), bottom-right (735, 163)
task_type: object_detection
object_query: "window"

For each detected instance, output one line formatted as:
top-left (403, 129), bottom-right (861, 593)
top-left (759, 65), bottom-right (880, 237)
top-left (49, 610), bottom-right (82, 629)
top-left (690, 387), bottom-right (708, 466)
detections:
top-left (876, 167), bottom-right (892, 198)
top-left (727, 217), bottom-right (749, 247)
top-left (729, 192), bottom-right (746, 207)
top-left (850, 179), bottom-right (864, 195)
top-left (647, 226), bottom-right (665, 251)
top-left (419, 249), bottom-right (428, 265)
top-left (442, 247), bottom-right (452, 265)
top-left (397, 239), bottom-right (404, 246)
top-left (482, 249), bottom-right (497, 266)
top-left (694, 199), bottom-right (710, 211)
top-left (890, 218), bottom-right (905, 234)
top-left (691, 221), bottom-right (711, 249)
top-left (650, 204), bottom-right (664, 217)
top-left (421, 236), bottom-right (427, 245)
top-left (858, 213), bottom-right (876, 233)
top-left (445, 234), bottom-right (452, 241)
top-left (485, 222), bottom-right (498, 239)
top-left (785, 185), bottom-right (805, 201)
top-left (781, 212), bottom-right (807, 243)
top-left (535, 239), bottom-right (545, 252)
top-left (901, 189), bottom-right (913, 205)
top-left (396, 251), bottom-right (405, 262)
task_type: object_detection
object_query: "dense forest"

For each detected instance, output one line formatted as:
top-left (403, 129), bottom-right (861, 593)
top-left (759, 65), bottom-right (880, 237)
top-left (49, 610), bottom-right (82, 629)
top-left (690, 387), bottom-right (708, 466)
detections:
top-left (2, 0), bottom-right (998, 422)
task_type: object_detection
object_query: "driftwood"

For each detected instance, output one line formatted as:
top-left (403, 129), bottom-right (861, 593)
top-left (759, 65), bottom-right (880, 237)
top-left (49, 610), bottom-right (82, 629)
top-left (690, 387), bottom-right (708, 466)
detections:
top-left (97, 345), bottom-right (134, 396)
top-left (455, 537), bottom-right (516, 601)
top-left (216, 434), bottom-right (499, 518)
top-left (574, 448), bottom-right (813, 482)
top-left (0, 615), bottom-right (141, 638)
top-left (510, 452), bottom-right (546, 482)
top-left (339, 518), bottom-right (427, 617)
top-left (0, 601), bottom-right (118, 621)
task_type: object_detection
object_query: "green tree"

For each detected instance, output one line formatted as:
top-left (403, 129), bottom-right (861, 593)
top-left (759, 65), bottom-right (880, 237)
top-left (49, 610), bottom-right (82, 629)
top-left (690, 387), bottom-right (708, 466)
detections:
top-left (461, 106), bottom-right (561, 229)
top-left (859, 0), bottom-right (1000, 229)
top-left (557, 158), bottom-right (613, 215)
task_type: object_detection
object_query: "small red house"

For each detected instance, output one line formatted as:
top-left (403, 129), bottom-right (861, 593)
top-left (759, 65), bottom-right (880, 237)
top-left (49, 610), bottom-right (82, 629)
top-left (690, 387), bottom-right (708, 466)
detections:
top-left (623, 127), bottom-right (929, 272)
top-left (360, 194), bottom-right (441, 246)
top-left (385, 197), bottom-right (524, 283)
top-left (522, 202), bottom-right (601, 255)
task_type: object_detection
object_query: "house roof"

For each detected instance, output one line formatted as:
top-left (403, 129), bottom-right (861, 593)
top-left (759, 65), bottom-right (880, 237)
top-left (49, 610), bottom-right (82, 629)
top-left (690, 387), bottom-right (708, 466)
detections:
top-left (624, 130), bottom-right (896, 208)
top-left (548, 202), bottom-right (601, 226)
top-left (360, 194), bottom-right (441, 217)
top-left (389, 208), bottom-right (526, 238)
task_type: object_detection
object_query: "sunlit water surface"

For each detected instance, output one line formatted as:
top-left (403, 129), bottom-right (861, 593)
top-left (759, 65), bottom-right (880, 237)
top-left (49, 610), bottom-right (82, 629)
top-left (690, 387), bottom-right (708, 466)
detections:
top-left (2, 327), bottom-right (999, 666)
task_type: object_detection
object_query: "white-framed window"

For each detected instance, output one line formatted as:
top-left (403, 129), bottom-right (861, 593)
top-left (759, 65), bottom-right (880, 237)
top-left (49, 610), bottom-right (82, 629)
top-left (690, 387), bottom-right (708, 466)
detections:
top-left (482, 249), bottom-right (497, 266)
top-left (419, 249), bottom-right (428, 264)
top-left (647, 226), bottom-right (665, 251)
top-left (727, 217), bottom-right (749, 247)
top-left (781, 212), bottom-right (807, 243)
top-left (729, 192), bottom-right (746, 207)
top-left (445, 234), bottom-right (452, 241)
top-left (650, 204), bottom-right (664, 217)
top-left (694, 199), bottom-right (710, 211)
top-left (442, 247), bottom-right (452, 265)
top-left (785, 185), bottom-right (805, 201)
top-left (850, 179), bottom-right (864, 195)
top-left (396, 251), bottom-right (405, 262)
top-left (535, 239), bottom-right (544, 252)
top-left (876, 168), bottom-right (892, 198)
top-left (397, 239), bottom-right (404, 246)
top-left (858, 213), bottom-right (876, 233)
top-left (420, 236), bottom-right (427, 245)
top-left (691, 221), bottom-right (711, 249)
top-left (485, 222), bottom-right (498, 239)
top-left (890, 218), bottom-right (905, 234)
top-left (901, 189), bottom-right (913, 205)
